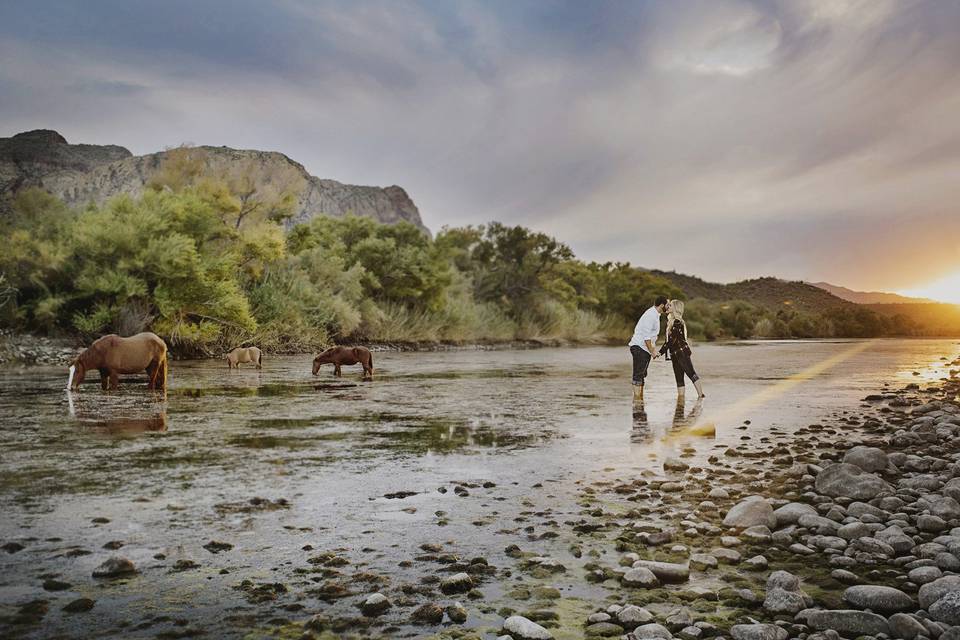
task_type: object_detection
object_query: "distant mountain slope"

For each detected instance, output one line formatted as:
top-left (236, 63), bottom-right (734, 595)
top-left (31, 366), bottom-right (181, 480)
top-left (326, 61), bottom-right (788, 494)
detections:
top-left (0, 129), bottom-right (428, 233)
top-left (808, 281), bottom-right (934, 304)
top-left (866, 302), bottom-right (960, 335)
top-left (649, 270), bottom-right (852, 312)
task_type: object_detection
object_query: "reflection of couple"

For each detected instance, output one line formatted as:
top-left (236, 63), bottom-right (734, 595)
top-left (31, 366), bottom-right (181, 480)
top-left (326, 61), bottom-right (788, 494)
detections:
top-left (628, 296), bottom-right (705, 402)
top-left (631, 394), bottom-right (704, 442)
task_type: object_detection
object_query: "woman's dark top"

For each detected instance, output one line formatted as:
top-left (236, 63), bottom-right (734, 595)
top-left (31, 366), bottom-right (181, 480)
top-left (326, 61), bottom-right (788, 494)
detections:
top-left (661, 319), bottom-right (692, 359)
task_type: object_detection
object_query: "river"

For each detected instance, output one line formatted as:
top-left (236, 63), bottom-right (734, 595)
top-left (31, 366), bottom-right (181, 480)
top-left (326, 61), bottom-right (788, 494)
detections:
top-left (1, 339), bottom-right (957, 638)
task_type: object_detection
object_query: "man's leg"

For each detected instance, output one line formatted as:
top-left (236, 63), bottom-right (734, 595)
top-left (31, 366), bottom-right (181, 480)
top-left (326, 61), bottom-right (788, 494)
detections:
top-left (630, 346), bottom-right (651, 401)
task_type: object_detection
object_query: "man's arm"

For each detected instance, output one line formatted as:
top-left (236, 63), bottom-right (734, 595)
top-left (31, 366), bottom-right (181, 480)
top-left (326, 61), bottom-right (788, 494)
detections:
top-left (645, 338), bottom-right (659, 359)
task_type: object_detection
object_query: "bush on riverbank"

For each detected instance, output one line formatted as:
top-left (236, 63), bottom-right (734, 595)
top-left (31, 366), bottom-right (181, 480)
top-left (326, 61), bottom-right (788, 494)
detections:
top-left (0, 159), bottom-right (936, 355)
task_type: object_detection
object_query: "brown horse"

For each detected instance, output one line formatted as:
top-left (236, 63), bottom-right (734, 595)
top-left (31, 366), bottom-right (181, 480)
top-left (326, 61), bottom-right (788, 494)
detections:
top-left (312, 346), bottom-right (374, 379)
top-left (69, 332), bottom-right (168, 391)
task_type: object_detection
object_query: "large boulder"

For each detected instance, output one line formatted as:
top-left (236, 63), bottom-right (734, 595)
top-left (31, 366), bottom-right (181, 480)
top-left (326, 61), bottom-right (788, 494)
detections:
top-left (919, 576), bottom-right (960, 609)
top-left (815, 463), bottom-right (893, 500)
top-left (843, 446), bottom-right (890, 473)
top-left (723, 497), bottom-right (776, 529)
top-left (805, 610), bottom-right (890, 637)
top-left (842, 585), bottom-right (914, 613)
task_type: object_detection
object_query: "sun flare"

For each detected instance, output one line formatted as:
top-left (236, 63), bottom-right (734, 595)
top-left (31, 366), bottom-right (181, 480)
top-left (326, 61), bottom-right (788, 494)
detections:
top-left (900, 271), bottom-right (960, 305)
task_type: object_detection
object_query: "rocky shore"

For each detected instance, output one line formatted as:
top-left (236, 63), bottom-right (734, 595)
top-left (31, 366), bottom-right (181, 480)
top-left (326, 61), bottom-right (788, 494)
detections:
top-left (534, 352), bottom-right (960, 640)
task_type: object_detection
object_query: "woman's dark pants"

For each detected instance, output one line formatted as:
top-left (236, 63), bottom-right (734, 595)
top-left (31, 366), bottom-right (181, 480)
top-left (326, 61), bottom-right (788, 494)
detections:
top-left (671, 352), bottom-right (699, 387)
top-left (630, 345), bottom-right (651, 386)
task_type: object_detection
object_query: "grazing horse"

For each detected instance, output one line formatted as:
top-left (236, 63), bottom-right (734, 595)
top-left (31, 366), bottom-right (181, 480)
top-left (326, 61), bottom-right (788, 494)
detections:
top-left (226, 346), bottom-right (262, 369)
top-left (312, 346), bottom-right (374, 379)
top-left (69, 332), bottom-right (168, 391)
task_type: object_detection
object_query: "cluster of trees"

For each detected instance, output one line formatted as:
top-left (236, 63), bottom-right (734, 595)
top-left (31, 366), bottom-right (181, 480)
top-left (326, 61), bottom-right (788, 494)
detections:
top-left (0, 153), bottom-right (928, 355)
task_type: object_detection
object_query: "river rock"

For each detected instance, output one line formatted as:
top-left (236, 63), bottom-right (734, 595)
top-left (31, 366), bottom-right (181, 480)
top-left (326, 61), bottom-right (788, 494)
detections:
top-left (411, 602), bottom-right (444, 624)
top-left (689, 553), bottom-right (717, 570)
top-left (842, 585), bottom-right (914, 613)
top-left (919, 575), bottom-right (960, 608)
top-left (930, 590), bottom-right (960, 625)
top-left (908, 565), bottom-right (942, 584)
top-left (446, 602), bottom-right (468, 623)
top-left (623, 567), bottom-right (660, 588)
top-left (764, 570), bottom-right (807, 614)
top-left (503, 615), bottom-right (554, 640)
top-left (632, 560), bottom-right (689, 583)
top-left (815, 463), bottom-right (893, 500)
top-left (888, 612), bottom-right (928, 640)
top-left (843, 446), bottom-right (890, 473)
top-left (92, 557), bottom-right (137, 578)
top-left (773, 502), bottom-right (817, 527)
top-left (723, 497), bottom-right (776, 529)
top-left (730, 623), bottom-right (788, 640)
top-left (440, 572), bottom-right (473, 594)
top-left (361, 593), bottom-right (391, 616)
top-left (618, 605), bottom-right (654, 628)
top-left (805, 609), bottom-right (890, 637)
top-left (632, 623), bottom-right (673, 639)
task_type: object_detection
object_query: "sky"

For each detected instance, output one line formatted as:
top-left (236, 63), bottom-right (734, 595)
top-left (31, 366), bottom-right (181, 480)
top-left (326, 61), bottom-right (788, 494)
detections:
top-left (2, 0), bottom-right (960, 298)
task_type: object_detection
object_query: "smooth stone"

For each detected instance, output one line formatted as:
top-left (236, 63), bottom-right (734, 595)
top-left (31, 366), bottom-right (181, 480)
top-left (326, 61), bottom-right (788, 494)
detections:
top-left (361, 593), bottom-right (391, 616)
top-left (730, 623), bottom-right (788, 640)
top-left (774, 502), bottom-right (818, 527)
top-left (446, 602), bottom-right (468, 623)
top-left (919, 576), bottom-right (960, 609)
top-left (617, 605), bottom-right (654, 628)
top-left (805, 609), bottom-right (890, 637)
top-left (586, 622), bottom-right (624, 637)
top-left (843, 446), bottom-right (890, 473)
top-left (744, 555), bottom-right (769, 570)
top-left (623, 567), bottom-right (660, 588)
top-left (723, 497), bottom-right (776, 529)
top-left (888, 613), bottom-right (928, 640)
top-left (815, 463), bottom-right (893, 500)
top-left (503, 615), bottom-right (554, 640)
top-left (632, 623), bottom-right (673, 639)
top-left (842, 585), bottom-right (914, 613)
top-left (440, 572), bottom-right (474, 594)
top-left (689, 554), bottom-right (717, 570)
top-left (930, 591), bottom-right (960, 626)
top-left (632, 560), bottom-right (689, 583)
top-left (909, 566), bottom-right (943, 585)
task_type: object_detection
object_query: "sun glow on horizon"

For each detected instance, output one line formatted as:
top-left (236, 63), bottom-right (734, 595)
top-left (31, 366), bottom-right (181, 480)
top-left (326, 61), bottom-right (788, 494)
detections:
top-left (899, 270), bottom-right (960, 305)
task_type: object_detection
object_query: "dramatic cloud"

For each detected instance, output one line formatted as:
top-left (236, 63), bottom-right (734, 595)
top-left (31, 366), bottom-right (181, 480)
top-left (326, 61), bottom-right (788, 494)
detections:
top-left (1, 0), bottom-right (959, 290)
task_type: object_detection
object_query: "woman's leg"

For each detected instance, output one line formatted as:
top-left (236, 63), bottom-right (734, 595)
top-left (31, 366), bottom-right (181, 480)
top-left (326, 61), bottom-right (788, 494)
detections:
top-left (671, 355), bottom-right (685, 395)
top-left (681, 354), bottom-right (705, 398)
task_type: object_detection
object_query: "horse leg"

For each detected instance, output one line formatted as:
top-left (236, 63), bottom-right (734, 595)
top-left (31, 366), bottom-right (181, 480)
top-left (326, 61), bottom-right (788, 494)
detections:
top-left (109, 370), bottom-right (120, 390)
top-left (146, 362), bottom-right (158, 389)
top-left (156, 356), bottom-right (167, 391)
top-left (100, 368), bottom-right (109, 390)
top-left (335, 364), bottom-right (342, 377)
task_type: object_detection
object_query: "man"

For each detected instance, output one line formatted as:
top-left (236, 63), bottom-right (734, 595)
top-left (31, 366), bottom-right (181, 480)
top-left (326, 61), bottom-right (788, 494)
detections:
top-left (628, 295), bottom-right (669, 401)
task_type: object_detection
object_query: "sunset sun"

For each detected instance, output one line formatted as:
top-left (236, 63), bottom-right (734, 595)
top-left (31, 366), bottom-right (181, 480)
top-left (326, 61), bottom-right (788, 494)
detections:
top-left (901, 270), bottom-right (960, 305)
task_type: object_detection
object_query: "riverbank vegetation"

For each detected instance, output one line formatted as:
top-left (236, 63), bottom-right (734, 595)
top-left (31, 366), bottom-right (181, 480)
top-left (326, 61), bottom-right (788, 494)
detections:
top-left (0, 155), bottom-right (951, 355)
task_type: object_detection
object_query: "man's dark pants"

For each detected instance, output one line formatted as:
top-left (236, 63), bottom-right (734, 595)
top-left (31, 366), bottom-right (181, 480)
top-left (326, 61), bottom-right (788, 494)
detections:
top-left (630, 345), bottom-right (651, 386)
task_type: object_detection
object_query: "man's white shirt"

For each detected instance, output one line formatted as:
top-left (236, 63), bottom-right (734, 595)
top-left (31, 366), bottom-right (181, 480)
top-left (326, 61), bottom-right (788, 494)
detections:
top-left (628, 306), bottom-right (660, 349)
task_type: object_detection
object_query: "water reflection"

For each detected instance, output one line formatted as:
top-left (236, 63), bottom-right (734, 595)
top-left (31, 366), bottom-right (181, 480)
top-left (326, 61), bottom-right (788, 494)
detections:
top-left (67, 390), bottom-right (168, 434)
top-left (631, 396), bottom-right (707, 444)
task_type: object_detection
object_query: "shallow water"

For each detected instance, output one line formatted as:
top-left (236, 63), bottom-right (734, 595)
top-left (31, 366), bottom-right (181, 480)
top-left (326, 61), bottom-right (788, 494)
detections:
top-left (1, 339), bottom-right (958, 638)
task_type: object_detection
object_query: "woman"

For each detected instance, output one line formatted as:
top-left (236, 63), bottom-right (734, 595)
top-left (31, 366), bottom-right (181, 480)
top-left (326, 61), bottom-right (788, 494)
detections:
top-left (660, 300), bottom-right (705, 398)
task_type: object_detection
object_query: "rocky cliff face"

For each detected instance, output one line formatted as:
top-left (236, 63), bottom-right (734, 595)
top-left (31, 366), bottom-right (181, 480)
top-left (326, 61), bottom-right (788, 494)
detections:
top-left (0, 130), bottom-right (428, 233)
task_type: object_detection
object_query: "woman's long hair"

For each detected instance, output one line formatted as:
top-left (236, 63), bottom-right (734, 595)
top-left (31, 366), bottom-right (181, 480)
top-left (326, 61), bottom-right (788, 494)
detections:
top-left (666, 299), bottom-right (688, 342)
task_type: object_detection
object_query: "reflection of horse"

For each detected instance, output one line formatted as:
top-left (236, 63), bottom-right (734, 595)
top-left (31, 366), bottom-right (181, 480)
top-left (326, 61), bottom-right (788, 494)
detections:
top-left (69, 332), bottom-right (167, 391)
top-left (66, 390), bottom-right (168, 434)
top-left (312, 346), bottom-right (374, 379)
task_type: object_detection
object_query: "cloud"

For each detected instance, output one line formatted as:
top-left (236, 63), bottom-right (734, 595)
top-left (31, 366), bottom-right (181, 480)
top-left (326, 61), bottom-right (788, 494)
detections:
top-left (1, 0), bottom-right (958, 290)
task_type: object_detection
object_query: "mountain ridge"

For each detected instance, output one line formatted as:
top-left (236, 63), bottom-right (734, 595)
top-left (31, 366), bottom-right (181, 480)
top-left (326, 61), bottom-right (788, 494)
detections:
top-left (0, 129), bottom-right (428, 233)
top-left (807, 281), bottom-right (935, 305)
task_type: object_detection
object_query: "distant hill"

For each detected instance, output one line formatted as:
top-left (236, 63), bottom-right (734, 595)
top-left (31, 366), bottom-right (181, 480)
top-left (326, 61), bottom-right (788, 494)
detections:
top-left (648, 270), bottom-right (852, 313)
top-left (0, 129), bottom-right (429, 233)
top-left (866, 302), bottom-right (960, 335)
top-left (808, 281), bottom-right (935, 304)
